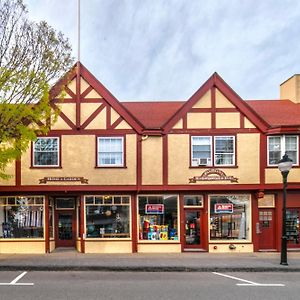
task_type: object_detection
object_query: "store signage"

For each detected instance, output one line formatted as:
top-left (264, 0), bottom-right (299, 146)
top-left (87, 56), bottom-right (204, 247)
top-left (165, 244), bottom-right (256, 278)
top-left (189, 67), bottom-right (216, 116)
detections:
top-left (39, 177), bottom-right (89, 184)
top-left (145, 204), bottom-right (164, 214)
top-left (189, 169), bottom-right (238, 183)
top-left (214, 203), bottom-right (233, 213)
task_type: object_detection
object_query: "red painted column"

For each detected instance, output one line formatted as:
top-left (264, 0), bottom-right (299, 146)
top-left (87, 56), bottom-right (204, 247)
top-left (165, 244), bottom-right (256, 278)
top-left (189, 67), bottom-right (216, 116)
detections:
top-left (44, 195), bottom-right (50, 253)
top-left (131, 194), bottom-right (138, 253)
top-left (179, 194), bottom-right (185, 252)
top-left (80, 195), bottom-right (85, 253)
top-left (252, 193), bottom-right (259, 252)
top-left (276, 192), bottom-right (283, 251)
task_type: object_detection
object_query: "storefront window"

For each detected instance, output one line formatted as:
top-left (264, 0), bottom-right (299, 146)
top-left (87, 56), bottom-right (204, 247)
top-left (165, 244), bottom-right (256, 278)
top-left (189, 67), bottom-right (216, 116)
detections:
top-left (0, 196), bottom-right (44, 239)
top-left (85, 195), bottom-right (130, 238)
top-left (49, 198), bottom-right (54, 239)
top-left (210, 195), bottom-right (250, 241)
top-left (138, 195), bottom-right (178, 241)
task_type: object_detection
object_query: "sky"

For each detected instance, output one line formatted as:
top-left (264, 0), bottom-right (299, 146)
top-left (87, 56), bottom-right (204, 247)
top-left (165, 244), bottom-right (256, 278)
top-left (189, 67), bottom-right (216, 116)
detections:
top-left (25, 0), bottom-right (300, 102)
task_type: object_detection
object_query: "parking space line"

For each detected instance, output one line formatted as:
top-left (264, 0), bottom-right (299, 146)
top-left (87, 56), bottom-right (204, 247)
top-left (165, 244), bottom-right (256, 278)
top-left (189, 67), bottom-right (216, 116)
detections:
top-left (212, 272), bottom-right (285, 287)
top-left (0, 271), bottom-right (34, 286)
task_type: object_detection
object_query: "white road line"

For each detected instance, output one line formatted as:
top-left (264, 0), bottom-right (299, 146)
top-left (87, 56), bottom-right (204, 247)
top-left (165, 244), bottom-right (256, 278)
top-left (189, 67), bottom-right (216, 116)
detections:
top-left (10, 272), bottom-right (28, 284)
top-left (0, 271), bottom-right (34, 286)
top-left (212, 272), bottom-right (285, 287)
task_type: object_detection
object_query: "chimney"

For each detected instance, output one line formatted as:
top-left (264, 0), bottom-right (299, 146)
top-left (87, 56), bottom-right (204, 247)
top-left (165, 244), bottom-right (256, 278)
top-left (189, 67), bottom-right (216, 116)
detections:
top-left (280, 74), bottom-right (300, 103)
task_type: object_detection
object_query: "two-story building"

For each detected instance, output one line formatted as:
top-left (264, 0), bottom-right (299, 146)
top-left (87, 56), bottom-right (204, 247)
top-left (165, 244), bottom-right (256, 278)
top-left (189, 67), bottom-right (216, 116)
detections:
top-left (0, 62), bottom-right (299, 254)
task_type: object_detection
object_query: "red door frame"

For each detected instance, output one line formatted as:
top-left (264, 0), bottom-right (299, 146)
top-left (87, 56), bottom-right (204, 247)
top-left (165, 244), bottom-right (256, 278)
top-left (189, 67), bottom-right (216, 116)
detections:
top-left (258, 208), bottom-right (276, 250)
top-left (55, 210), bottom-right (76, 248)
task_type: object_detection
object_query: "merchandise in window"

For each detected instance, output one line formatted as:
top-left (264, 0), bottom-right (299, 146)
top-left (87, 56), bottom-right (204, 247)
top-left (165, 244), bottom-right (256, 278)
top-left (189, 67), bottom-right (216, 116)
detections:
top-left (97, 137), bottom-right (124, 167)
top-left (33, 137), bottom-right (59, 166)
top-left (268, 135), bottom-right (298, 166)
top-left (0, 196), bottom-right (44, 239)
top-left (210, 195), bottom-right (250, 241)
top-left (191, 136), bottom-right (235, 166)
top-left (85, 196), bottom-right (130, 238)
top-left (138, 195), bottom-right (178, 241)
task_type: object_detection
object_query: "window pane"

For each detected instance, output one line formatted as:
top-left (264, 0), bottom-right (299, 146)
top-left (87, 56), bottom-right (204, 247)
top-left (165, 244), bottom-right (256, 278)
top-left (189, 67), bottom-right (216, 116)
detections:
top-left (191, 136), bottom-right (211, 165)
top-left (98, 137), bottom-right (124, 166)
top-left (138, 195), bottom-right (178, 241)
top-left (285, 137), bottom-right (297, 151)
top-left (214, 137), bottom-right (234, 166)
top-left (184, 195), bottom-right (203, 207)
top-left (210, 195), bottom-right (250, 241)
top-left (33, 138), bottom-right (59, 166)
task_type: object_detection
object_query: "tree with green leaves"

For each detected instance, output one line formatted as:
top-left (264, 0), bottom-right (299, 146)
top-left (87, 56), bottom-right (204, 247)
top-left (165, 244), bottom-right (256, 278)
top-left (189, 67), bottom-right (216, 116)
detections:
top-left (0, 0), bottom-right (74, 179)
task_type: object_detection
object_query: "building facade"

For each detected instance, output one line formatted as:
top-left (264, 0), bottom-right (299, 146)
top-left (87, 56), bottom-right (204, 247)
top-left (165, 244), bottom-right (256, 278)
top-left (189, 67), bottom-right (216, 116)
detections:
top-left (0, 62), bottom-right (300, 254)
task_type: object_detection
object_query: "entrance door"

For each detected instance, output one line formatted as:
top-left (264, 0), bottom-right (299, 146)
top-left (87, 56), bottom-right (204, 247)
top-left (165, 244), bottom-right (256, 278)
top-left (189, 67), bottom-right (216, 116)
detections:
top-left (184, 210), bottom-right (202, 249)
top-left (258, 209), bottom-right (275, 250)
top-left (55, 210), bottom-right (76, 247)
top-left (286, 209), bottom-right (300, 248)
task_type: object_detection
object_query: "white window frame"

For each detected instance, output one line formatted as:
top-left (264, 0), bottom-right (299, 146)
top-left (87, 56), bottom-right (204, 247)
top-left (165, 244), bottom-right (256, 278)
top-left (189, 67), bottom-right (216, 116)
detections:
top-left (267, 135), bottom-right (299, 166)
top-left (97, 136), bottom-right (124, 167)
top-left (214, 136), bottom-right (235, 167)
top-left (33, 137), bottom-right (59, 167)
top-left (191, 136), bottom-right (213, 166)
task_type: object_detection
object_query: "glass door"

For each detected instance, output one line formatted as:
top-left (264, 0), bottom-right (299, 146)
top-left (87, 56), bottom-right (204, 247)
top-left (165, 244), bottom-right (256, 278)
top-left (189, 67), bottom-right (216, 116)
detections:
top-left (55, 211), bottom-right (76, 247)
top-left (184, 210), bottom-right (202, 249)
top-left (286, 209), bottom-right (300, 248)
top-left (258, 209), bottom-right (275, 250)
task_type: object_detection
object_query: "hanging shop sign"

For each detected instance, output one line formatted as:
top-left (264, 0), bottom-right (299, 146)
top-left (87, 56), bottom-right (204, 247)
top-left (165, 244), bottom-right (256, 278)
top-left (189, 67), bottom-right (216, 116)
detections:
top-left (214, 203), bottom-right (233, 214)
top-left (189, 169), bottom-right (238, 183)
top-left (39, 177), bottom-right (89, 184)
top-left (145, 204), bottom-right (164, 214)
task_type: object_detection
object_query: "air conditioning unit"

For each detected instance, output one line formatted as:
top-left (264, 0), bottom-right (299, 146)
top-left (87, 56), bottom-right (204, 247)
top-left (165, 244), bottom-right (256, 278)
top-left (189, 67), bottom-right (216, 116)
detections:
top-left (192, 158), bottom-right (211, 166)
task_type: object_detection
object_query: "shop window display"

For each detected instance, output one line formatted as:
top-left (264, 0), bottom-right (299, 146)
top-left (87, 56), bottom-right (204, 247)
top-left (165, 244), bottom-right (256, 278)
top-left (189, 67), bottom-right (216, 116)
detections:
top-left (0, 196), bottom-right (44, 239)
top-left (85, 196), bottom-right (130, 238)
top-left (210, 195), bottom-right (250, 241)
top-left (138, 195), bottom-right (178, 241)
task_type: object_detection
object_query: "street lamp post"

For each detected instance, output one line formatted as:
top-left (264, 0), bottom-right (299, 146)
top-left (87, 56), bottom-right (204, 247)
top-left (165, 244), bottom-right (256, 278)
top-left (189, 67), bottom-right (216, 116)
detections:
top-left (278, 153), bottom-right (293, 266)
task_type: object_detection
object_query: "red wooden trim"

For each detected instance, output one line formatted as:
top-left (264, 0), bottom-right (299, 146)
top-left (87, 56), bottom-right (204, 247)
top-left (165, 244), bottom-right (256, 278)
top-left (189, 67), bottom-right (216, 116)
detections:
top-left (267, 127), bottom-right (300, 134)
top-left (15, 159), bottom-right (21, 186)
top-left (190, 107), bottom-right (239, 113)
top-left (170, 128), bottom-right (260, 134)
top-left (163, 135), bottom-right (168, 187)
top-left (110, 116), bottom-right (123, 129)
top-left (251, 193), bottom-right (259, 252)
top-left (80, 195), bottom-right (85, 253)
top-left (240, 114), bottom-right (245, 129)
top-left (131, 194), bottom-right (138, 253)
top-left (260, 134), bottom-right (266, 185)
top-left (182, 115), bottom-right (187, 129)
top-left (81, 98), bottom-right (104, 103)
top-left (45, 195), bottom-right (50, 253)
top-left (137, 136), bottom-right (142, 191)
top-left (81, 103), bottom-right (106, 129)
top-left (106, 105), bottom-right (111, 129)
top-left (48, 129), bottom-right (136, 135)
top-left (51, 103), bottom-right (76, 130)
top-left (179, 194), bottom-right (185, 252)
top-left (275, 192), bottom-right (283, 251)
top-left (52, 98), bottom-right (76, 103)
top-left (79, 63), bottom-right (143, 133)
top-left (81, 85), bottom-right (93, 98)
top-left (211, 86), bottom-right (216, 129)
top-left (65, 86), bottom-right (77, 99)
top-left (76, 62), bottom-right (81, 129)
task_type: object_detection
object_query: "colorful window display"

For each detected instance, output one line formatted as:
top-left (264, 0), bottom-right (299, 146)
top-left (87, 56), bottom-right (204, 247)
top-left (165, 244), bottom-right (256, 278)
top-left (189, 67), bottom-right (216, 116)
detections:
top-left (0, 196), bottom-right (44, 239)
top-left (209, 195), bottom-right (250, 241)
top-left (85, 195), bottom-right (130, 238)
top-left (138, 195), bottom-right (178, 241)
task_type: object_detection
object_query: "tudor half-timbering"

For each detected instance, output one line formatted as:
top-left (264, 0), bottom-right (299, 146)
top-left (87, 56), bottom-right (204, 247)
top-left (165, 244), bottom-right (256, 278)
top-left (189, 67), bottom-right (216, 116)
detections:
top-left (0, 62), bottom-right (300, 254)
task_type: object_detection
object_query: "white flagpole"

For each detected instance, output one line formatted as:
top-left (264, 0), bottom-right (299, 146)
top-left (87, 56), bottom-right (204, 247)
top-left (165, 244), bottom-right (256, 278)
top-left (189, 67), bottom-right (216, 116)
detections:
top-left (77, 0), bottom-right (80, 62)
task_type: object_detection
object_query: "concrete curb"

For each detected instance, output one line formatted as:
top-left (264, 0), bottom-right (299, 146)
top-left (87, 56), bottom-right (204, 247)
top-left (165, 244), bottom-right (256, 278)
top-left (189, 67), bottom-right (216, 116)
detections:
top-left (1, 265), bottom-right (300, 272)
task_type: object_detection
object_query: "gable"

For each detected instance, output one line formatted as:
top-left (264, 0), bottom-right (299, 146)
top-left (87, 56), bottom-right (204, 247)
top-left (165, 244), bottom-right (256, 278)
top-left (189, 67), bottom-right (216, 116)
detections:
top-left (166, 73), bottom-right (268, 133)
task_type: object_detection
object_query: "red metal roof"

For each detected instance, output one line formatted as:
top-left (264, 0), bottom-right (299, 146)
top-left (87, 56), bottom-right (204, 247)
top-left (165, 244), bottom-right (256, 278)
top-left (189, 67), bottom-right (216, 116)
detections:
top-left (122, 101), bottom-right (185, 129)
top-left (246, 100), bottom-right (300, 127)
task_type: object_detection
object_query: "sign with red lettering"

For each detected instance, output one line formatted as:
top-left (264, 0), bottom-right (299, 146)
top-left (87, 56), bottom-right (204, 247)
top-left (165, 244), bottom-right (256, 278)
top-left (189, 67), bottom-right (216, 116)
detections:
top-left (145, 204), bottom-right (164, 214)
top-left (214, 203), bottom-right (233, 213)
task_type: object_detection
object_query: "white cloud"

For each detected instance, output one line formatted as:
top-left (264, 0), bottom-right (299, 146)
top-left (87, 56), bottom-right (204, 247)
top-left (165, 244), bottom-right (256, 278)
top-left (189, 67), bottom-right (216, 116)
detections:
top-left (25, 0), bottom-right (300, 101)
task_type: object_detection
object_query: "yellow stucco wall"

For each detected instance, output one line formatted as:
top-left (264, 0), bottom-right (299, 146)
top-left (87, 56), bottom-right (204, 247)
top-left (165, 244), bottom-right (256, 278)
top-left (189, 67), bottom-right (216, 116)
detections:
top-left (265, 168), bottom-right (300, 184)
top-left (138, 243), bottom-right (181, 253)
top-left (216, 112), bottom-right (240, 128)
top-left (21, 134), bottom-right (137, 185)
top-left (50, 240), bottom-right (55, 252)
top-left (192, 90), bottom-right (211, 108)
top-left (115, 120), bottom-right (132, 130)
top-left (0, 241), bottom-right (45, 253)
top-left (85, 89), bottom-right (102, 98)
top-left (280, 75), bottom-right (300, 104)
top-left (85, 108), bottom-right (107, 130)
top-left (80, 77), bottom-right (89, 93)
top-left (80, 103), bottom-right (103, 124)
top-left (111, 108), bottom-right (120, 124)
top-left (215, 89), bottom-right (235, 108)
top-left (187, 113), bottom-right (211, 128)
top-left (67, 78), bottom-right (76, 95)
top-left (85, 241), bottom-right (132, 253)
top-left (244, 117), bottom-right (256, 128)
top-left (142, 137), bottom-right (163, 185)
top-left (209, 243), bottom-right (253, 253)
top-left (0, 162), bottom-right (15, 186)
top-left (168, 133), bottom-right (260, 185)
top-left (172, 119), bottom-right (183, 129)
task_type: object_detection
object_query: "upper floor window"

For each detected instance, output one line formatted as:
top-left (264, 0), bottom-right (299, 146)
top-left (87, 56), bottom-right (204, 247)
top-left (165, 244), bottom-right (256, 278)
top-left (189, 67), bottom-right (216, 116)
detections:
top-left (33, 137), bottom-right (59, 167)
top-left (191, 136), bottom-right (235, 167)
top-left (97, 137), bottom-right (124, 167)
top-left (268, 135), bottom-right (298, 166)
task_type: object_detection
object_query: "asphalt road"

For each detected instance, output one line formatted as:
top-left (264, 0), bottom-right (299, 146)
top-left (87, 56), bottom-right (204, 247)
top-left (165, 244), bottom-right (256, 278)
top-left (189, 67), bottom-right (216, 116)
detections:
top-left (0, 271), bottom-right (298, 300)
